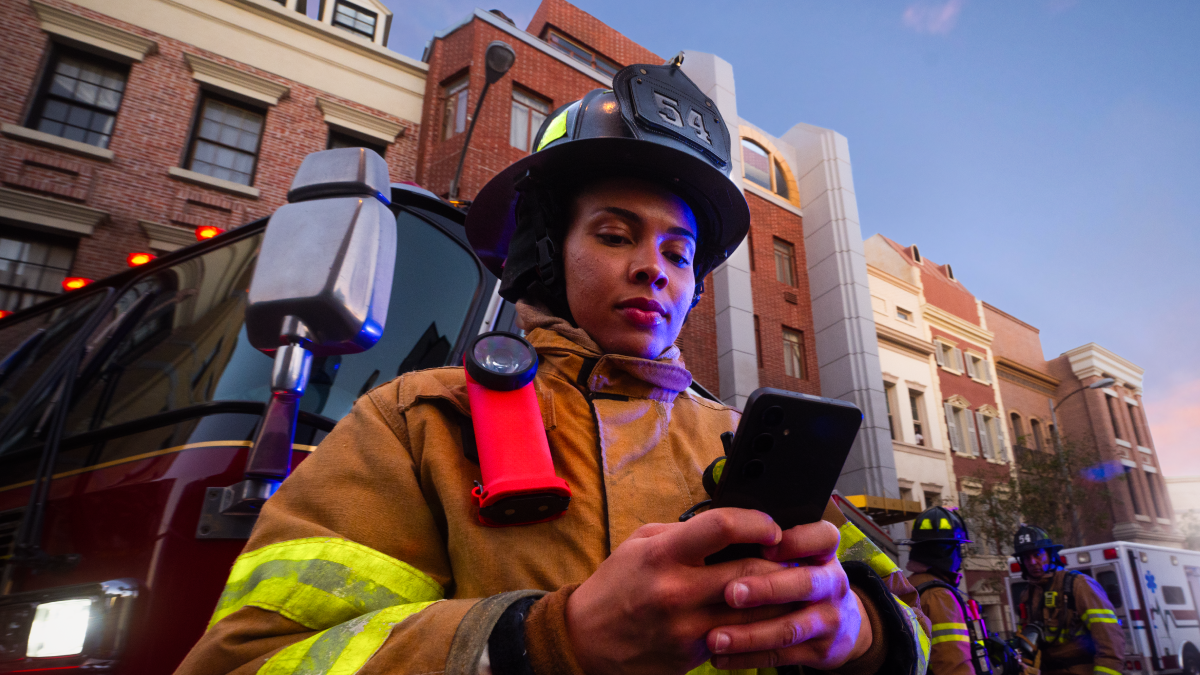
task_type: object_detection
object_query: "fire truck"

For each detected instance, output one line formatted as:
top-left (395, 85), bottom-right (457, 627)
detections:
top-left (1005, 541), bottom-right (1200, 675)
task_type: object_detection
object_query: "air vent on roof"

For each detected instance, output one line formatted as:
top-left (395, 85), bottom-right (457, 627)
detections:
top-left (910, 245), bottom-right (921, 263)
top-left (489, 9), bottom-right (516, 25)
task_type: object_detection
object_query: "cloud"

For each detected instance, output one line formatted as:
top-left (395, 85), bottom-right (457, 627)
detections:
top-left (902, 0), bottom-right (965, 35)
top-left (1145, 378), bottom-right (1200, 477)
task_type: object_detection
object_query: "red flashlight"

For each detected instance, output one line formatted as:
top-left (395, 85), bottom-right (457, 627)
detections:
top-left (464, 331), bottom-right (570, 527)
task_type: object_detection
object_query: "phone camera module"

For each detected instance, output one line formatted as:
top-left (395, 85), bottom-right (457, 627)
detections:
top-left (761, 405), bottom-right (783, 427)
top-left (742, 459), bottom-right (765, 481)
top-left (752, 433), bottom-right (774, 454)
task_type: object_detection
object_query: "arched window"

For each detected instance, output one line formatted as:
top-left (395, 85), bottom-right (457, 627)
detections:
top-left (1029, 419), bottom-right (1043, 451)
top-left (739, 137), bottom-right (795, 202)
top-left (1010, 412), bottom-right (1024, 446)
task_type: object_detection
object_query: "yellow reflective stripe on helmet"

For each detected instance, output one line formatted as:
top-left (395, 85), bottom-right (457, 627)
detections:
top-left (919, 519), bottom-right (932, 529)
top-left (939, 518), bottom-right (952, 529)
top-left (896, 595), bottom-right (930, 675)
top-left (209, 537), bottom-right (443, 630)
top-left (257, 601), bottom-right (438, 675)
top-left (836, 521), bottom-right (901, 578)
top-left (536, 110), bottom-right (569, 151)
top-left (1094, 667), bottom-right (1122, 675)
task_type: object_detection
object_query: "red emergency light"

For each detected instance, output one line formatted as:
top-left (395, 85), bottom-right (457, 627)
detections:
top-left (0, 310), bottom-right (12, 319)
top-left (126, 252), bottom-right (156, 267)
top-left (195, 225), bottom-right (224, 240)
top-left (62, 277), bottom-right (93, 291)
top-left (1103, 547), bottom-right (1118, 560)
top-left (1010, 561), bottom-right (1022, 573)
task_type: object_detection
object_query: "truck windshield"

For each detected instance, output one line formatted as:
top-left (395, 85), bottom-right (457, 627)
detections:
top-left (58, 208), bottom-right (481, 443)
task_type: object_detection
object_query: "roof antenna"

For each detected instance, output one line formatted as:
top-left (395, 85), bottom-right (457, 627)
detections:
top-left (668, 51), bottom-right (685, 68)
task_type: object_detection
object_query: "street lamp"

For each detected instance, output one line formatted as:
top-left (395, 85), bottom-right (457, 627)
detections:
top-left (448, 41), bottom-right (516, 201)
top-left (1049, 376), bottom-right (1115, 546)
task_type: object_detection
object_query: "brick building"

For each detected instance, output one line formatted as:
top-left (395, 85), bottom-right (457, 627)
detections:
top-left (0, 0), bottom-right (426, 312)
top-left (417, 0), bottom-right (902, 502)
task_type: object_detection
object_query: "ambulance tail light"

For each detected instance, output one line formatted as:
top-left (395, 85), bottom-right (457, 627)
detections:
top-left (1103, 547), bottom-right (1118, 560)
top-left (1010, 562), bottom-right (1021, 573)
top-left (0, 310), bottom-right (12, 319)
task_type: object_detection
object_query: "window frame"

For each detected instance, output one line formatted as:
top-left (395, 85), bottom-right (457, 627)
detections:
top-left (772, 237), bottom-right (797, 288)
top-left (326, 128), bottom-right (387, 158)
top-left (739, 137), bottom-right (794, 201)
top-left (331, 0), bottom-right (378, 40)
top-left (442, 74), bottom-right (469, 141)
top-left (884, 381), bottom-right (898, 441)
top-left (183, 91), bottom-right (267, 187)
top-left (0, 229), bottom-right (78, 312)
top-left (781, 326), bottom-right (805, 379)
top-left (25, 43), bottom-right (131, 150)
top-left (543, 29), bottom-right (619, 77)
top-left (509, 85), bottom-right (551, 153)
top-left (908, 389), bottom-right (926, 446)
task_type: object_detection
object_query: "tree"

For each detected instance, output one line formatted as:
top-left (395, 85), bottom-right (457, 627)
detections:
top-left (1181, 511), bottom-right (1200, 552)
top-left (959, 433), bottom-right (1115, 558)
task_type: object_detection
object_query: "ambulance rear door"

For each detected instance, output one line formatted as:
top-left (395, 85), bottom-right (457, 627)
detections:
top-left (1090, 561), bottom-right (1137, 666)
top-left (1130, 547), bottom-right (1180, 670)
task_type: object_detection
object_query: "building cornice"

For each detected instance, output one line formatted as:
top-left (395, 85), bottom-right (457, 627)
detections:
top-left (185, 53), bottom-right (290, 106)
top-left (31, 0), bottom-right (158, 61)
top-left (316, 98), bottom-right (403, 144)
top-left (1061, 342), bottom-right (1144, 393)
top-left (876, 323), bottom-right (935, 358)
top-left (892, 440), bottom-right (946, 461)
top-left (0, 187), bottom-right (108, 236)
top-left (995, 356), bottom-right (1060, 395)
top-left (867, 264), bottom-right (921, 296)
top-left (922, 303), bottom-right (993, 347)
top-left (139, 220), bottom-right (196, 251)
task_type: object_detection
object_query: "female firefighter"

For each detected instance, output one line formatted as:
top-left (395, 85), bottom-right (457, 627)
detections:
top-left (175, 62), bottom-right (931, 675)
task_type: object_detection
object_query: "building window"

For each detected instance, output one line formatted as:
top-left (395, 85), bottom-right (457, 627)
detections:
top-left (976, 412), bottom-right (1004, 460)
top-left (28, 47), bottom-right (129, 149)
top-left (0, 231), bottom-right (76, 312)
top-left (1127, 403), bottom-right (1144, 446)
top-left (740, 138), bottom-right (793, 200)
top-left (186, 95), bottom-right (265, 186)
top-left (754, 315), bottom-right (763, 368)
top-left (773, 238), bottom-right (796, 287)
top-left (442, 75), bottom-right (469, 140)
top-left (510, 87), bottom-right (550, 153)
top-left (943, 401), bottom-right (973, 455)
top-left (934, 339), bottom-right (963, 373)
top-left (924, 491), bottom-right (941, 508)
top-left (965, 353), bottom-right (991, 383)
top-left (327, 128), bottom-right (387, 157)
top-left (1106, 394), bottom-right (1124, 441)
top-left (1029, 419), bottom-right (1043, 451)
top-left (909, 390), bottom-right (926, 445)
top-left (1010, 413), bottom-right (1024, 447)
top-left (782, 327), bottom-right (805, 379)
top-left (896, 307), bottom-right (912, 322)
top-left (1124, 467), bottom-right (1144, 515)
top-left (332, 0), bottom-right (377, 40)
top-left (884, 382), bottom-right (898, 441)
top-left (1145, 472), bottom-right (1166, 518)
top-left (544, 29), bottom-right (619, 77)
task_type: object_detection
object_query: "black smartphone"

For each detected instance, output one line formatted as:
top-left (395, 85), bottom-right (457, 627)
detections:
top-left (705, 387), bottom-right (862, 564)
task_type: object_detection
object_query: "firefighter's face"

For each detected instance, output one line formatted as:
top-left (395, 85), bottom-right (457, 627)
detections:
top-left (1021, 549), bottom-right (1052, 579)
top-left (563, 177), bottom-right (698, 359)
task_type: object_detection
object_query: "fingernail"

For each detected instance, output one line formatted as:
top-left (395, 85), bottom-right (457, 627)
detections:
top-left (732, 582), bottom-right (749, 606)
top-left (713, 632), bottom-right (731, 653)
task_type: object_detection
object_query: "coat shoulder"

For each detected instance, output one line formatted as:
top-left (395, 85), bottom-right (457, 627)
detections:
top-left (367, 366), bottom-right (470, 418)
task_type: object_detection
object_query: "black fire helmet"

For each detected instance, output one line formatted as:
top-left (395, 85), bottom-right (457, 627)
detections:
top-left (464, 61), bottom-right (751, 312)
top-left (1013, 524), bottom-right (1062, 557)
top-left (899, 505), bottom-right (971, 574)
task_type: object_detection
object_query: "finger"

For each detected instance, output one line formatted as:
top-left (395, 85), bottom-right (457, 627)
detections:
top-left (659, 508), bottom-right (781, 565)
top-left (626, 522), bottom-right (676, 541)
top-left (684, 556), bottom-right (794, 606)
top-left (707, 604), bottom-right (833, 656)
top-left (724, 559), bottom-right (848, 608)
top-left (763, 520), bottom-right (839, 563)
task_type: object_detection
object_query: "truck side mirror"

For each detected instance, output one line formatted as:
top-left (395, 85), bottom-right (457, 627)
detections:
top-left (216, 148), bottom-right (396, 521)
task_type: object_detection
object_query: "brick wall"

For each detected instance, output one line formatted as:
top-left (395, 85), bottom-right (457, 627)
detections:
top-left (525, 0), bottom-right (661, 67)
top-left (1, 0), bottom-right (419, 282)
top-left (676, 273), bottom-right (718, 393)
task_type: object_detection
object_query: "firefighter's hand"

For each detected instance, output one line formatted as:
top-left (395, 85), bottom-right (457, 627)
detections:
top-left (706, 520), bottom-right (873, 671)
top-left (564, 507), bottom-right (795, 675)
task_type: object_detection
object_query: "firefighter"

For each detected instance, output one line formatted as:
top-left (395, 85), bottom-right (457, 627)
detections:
top-left (904, 505), bottom-right (993, 675)
top-left (175, 62), bottom-right (931, 675)
top-left (1013, 525), bottom-right (1124, 675)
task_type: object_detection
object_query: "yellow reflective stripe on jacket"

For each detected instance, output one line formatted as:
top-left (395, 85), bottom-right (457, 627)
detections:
top-left (1083, 608), bottom-right (1118, 625)
top-left (836, 521), bottom-right (901, 578)
top-left (931, 620), bottom-right (970, 644)
top-left (209, 537), bottom-right (444, 630)
top-left (257, 601), bottom-right (438, 675)
top-left (1094, 667), bottom-right (1122, 675)
top-left (897, 595), bottom-right (930, 675)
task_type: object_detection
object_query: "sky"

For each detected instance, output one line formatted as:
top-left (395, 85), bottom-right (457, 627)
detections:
top-left (367, 1), bottom-right (1200, 476)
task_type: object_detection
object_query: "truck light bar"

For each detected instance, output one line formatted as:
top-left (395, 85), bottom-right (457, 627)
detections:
top-left (62, 277), bottom-right (93, 291)
top-left (1010, 562), bottom-right (1021, 573)
top-left (1103, 547), bottom-right (1118, 560)
top-left (126, 252), bottom-right (155, 267)
top-left (195, 225), bottom-right (224, 240)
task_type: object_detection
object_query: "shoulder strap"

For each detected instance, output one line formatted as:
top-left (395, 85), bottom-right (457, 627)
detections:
top-left (916, 579), bottom-right (969, 614)
top-left (1063, 571), bottom-right (1078, 612)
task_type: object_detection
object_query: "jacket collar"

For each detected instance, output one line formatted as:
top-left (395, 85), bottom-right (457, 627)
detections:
top-left (517, 300), bottom-right (693, 402)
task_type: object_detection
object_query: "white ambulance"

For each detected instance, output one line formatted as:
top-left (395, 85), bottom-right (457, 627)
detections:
top-left (1005, 542), bottom-right (1200, 675)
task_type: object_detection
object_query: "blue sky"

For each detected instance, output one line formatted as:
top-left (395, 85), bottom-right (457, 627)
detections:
top-left (375, 1), bottom-right (1200, 475)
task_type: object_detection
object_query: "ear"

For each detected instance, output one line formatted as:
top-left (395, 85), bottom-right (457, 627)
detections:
top-left (689, 278), bottom-right (704, 310)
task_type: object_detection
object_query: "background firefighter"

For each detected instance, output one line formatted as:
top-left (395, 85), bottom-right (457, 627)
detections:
top-left (903, 506), bottom-right (991, 675)
top-left (1013, 525), bottom-right (1124, 675)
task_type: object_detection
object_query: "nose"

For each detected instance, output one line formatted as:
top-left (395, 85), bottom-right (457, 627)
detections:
top-left (630, 246), bottom-right (668, 290)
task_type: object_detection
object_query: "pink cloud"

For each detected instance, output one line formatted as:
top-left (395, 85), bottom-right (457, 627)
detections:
top-left (903, 0), bottom-right (965, 35)
top-left (1145, 379), bottom-right (1200, 477)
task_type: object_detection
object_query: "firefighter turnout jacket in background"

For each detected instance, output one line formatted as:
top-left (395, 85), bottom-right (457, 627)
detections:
top-left (1017, 569), bottom-right (1124, 675)
top-left (175, 303), bottom-right (931, 675)
top-left (909, 571), bottom-right (974, 675)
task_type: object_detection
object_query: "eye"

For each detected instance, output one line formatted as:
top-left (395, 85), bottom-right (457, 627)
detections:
top-left (663, 251), bottom-right (691, 268)
top-left (597, 233), bottom-right (627, 246)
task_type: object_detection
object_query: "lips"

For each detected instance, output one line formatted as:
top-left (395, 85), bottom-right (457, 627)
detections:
top-left (616, 297), bottom-right (667, 328)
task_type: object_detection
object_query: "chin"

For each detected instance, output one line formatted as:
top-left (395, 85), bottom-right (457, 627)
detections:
top-left (600, 334), bottom-right (662, 359)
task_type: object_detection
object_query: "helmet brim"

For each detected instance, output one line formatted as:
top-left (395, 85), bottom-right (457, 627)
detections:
top-left (465, 136), bottom-right (751, 279)
top-left (898, 537), bottom-right (973, 546)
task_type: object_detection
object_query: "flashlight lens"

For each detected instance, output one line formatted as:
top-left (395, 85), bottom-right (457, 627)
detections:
top-left (474, 335), bottom-right (534, 375)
